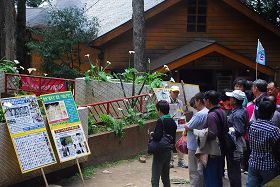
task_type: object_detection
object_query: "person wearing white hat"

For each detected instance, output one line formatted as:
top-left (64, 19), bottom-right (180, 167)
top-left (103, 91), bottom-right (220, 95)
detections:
top-left (225, 90), bottom-right (249, 187)
top-left (169, 85), bottom-right (188, 168)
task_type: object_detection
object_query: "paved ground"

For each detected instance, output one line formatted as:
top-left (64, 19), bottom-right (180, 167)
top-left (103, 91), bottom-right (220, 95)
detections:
top-left (55, 154), bottom-right (248, 187)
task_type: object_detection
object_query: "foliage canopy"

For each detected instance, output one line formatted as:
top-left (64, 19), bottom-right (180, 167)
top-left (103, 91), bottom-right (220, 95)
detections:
top-left (28, 7), bottom-right (99, 78)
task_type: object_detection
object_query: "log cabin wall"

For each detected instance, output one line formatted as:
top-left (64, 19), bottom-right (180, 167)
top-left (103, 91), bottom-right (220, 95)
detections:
top-left (101, 0), bottom-right (280, 73)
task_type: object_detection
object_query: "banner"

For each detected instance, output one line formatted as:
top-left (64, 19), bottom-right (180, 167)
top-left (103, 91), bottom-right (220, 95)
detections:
top-left (1, 95), bottom-right (57, 173)
top-left (41, 91), bottom-right (90, 162)
top-left (21, 76), bottom-right (66, 95)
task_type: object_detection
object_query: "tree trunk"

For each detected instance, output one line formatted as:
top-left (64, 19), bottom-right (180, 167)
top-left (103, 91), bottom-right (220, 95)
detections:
top-left (132, 0), bottom-right (146, 72)
top-left (16, 0), bottom-right (28, 69)
top-left (0, 0), bottom-right (16, 60)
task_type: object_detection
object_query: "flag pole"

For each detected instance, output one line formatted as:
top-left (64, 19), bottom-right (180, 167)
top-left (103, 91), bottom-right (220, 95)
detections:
top-left (256, 62), bottom-right (258, 80)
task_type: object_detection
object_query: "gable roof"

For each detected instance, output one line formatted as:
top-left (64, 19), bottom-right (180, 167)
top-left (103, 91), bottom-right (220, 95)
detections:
top-left (92, 0), bottom-right (280, 46)
top-left (26, 0), bottom-right (165, 34)
top-left (151, 40), bottom-right (274, 76)
top-left (26, 0), bottom-right (280, 45)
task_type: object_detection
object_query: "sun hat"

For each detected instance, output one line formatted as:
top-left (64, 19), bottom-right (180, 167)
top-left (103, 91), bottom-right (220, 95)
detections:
top-left (225, 90), bottom-right (246, 100)
top-left (170, 86), bottom-right (180, 92)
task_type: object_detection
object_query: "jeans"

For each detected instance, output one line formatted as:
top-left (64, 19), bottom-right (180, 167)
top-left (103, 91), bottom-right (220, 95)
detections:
top-left (203, 155), bottom-right (223, 187)
top-left (188, 150), bottom-right (204, 187)
top-left (151, 150), bottom-right (171, 187)
top-left (246, 166), bottom-right (279, 187)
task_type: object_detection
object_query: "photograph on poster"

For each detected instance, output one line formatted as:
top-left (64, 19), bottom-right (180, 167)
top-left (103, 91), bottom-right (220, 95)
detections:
top-left (153, 88), bottom-right (171, 103)
top-left (45, 101), bottom-right (69, 124)
top-left (53, 125), bottom-right (90, 161)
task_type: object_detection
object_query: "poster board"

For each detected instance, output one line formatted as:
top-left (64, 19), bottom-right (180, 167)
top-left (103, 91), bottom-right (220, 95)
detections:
top-left (153, 88), bottom-right (171, 103)
top-left (41, 91), bottom-right (90, 162)
top-left (166, 82), bottom-right (200, 113)
top-left (1, 95), bottom-right (57, 173)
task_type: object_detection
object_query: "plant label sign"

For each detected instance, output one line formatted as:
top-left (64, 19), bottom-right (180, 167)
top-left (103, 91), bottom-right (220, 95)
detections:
top-left (41, 91), bottom-right (90, 162)
top-left (1, 95), bottom-right (57, 173)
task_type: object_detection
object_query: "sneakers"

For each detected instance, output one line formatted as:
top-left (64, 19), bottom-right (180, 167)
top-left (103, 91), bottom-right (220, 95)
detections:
top-left (178, 161), bottom-right (188, 168)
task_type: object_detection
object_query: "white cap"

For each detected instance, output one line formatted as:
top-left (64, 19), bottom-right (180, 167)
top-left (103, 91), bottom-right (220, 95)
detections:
top-left (226, 90), bottom-right (246, 100)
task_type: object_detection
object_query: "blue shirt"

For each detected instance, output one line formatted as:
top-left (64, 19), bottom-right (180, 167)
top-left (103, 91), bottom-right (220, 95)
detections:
top-left (249, 119), bottom-right (280, 171)
top-left (186, 107), bottom-right (209, 151)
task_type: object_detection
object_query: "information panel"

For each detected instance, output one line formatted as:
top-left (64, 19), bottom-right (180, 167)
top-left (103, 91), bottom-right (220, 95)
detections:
top-left (41, 91), bottom-right (90, 162)
top-left (1, 95), bottom-right (57, 173)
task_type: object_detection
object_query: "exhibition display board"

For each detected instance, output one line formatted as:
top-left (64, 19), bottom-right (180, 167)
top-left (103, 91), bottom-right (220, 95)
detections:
top-left (1, 95), bottom-right (57, 173)
top-left (41, 91), bottom-right (90, 162)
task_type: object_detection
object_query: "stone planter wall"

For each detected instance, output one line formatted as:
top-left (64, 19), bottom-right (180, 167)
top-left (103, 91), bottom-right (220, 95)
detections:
top-left (75, 78), bottom-right (150, 106)
top-left (85, 120), bottom-right (157, 165)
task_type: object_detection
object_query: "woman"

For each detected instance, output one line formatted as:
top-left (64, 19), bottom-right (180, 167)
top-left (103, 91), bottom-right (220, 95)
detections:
top-left (151, 100), bottom-right (177, 187)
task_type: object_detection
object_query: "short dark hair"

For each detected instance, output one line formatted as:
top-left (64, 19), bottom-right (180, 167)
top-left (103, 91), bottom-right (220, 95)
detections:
top-left (245, 90), bottom-right (254, 102)
top-left (194, 92), bottom-right (204, 104)
top-left (258, 97), bottom-right (276, 120)
top-left (156, 100), bottom-right (170, 115)
top-left (189, 97), bottom-right (195, 108)
top-left (233, 78), bottom-right (246, 88)
top-left (204, 90), bottom-right (220, 105)
top-left (253, 79), bottom-right (268, 93)
top-left (263, 95), bottom-right (276, 104)
top-left (246, 80), bottom-right (253, 90)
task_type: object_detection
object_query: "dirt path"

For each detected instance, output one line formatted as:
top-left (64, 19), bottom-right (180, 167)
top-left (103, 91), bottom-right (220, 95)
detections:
top-left (55, 154), bottom-right (247, 187)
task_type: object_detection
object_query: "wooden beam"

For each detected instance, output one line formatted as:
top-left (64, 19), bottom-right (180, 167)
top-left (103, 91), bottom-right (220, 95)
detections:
top-left (93, 0), bottom-right (182, 46)
top-left (223, 0), bottom-right (280, 37)
top-left (213, 44), bottom-right (274, 76)
top-left (156, 43), bottom-right (274, 76)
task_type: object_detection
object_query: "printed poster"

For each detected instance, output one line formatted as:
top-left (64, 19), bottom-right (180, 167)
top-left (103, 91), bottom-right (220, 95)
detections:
top-left (1, 95), bottom-right (56, 173)
top-left (153, 88), bottom-right (171, 103)
top-left (41, 91), bottom-right (90, 162)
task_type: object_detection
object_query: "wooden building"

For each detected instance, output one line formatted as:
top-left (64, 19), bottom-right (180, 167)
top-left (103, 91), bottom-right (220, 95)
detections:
top-left (91, 0), bottom-right (280, 91)
top-left (27, 0), bottom-right (280, 90)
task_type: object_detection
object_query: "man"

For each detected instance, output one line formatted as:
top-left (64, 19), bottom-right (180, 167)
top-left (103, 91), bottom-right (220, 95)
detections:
top-left (225, 90), bottom-right (248, 187)
top-left (251, 79), bottom-right (267, 121)
top-left (185, 92), bottom-right (208, 187)
top-left (203, 90), bottom-right (228, 187)
top-left (246, 98), bottom-right (280, 186)
top-left (266, 96), bottom-right (280, 128)
top-left (169, 85), bottom-right (188, 168)
top-left (267, 81), bottom-right (280, 111)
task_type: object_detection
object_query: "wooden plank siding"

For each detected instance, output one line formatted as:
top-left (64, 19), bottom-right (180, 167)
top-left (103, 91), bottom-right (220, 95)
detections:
top-left (100, 0), bottom-right (280, 72)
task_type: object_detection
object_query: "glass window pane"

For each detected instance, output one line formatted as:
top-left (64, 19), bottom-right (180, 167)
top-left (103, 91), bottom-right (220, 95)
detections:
top-left (199, 0), bottom-right (207, 6)
top-left (198, 7), bottom-right (207, 14)
top-left (187, 24), bottom-right (196, 32)
top-left (197, 25), bottom-right (206, 32)
top-left (188, 7), bottom-right (196, 14)
top-left (197, 16), bottom-right (206, 23)
top-left (188, 15), bottom-right (196, 24)
top-left (188, 0), bottom-right (196, 6)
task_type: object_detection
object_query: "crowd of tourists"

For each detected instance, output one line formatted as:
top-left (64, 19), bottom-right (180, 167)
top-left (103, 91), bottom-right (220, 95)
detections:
top-left (149, 79), bottom-right (280, 187)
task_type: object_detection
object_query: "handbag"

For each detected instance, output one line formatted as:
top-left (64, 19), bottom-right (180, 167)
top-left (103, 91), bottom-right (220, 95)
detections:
top-left (148, 118), bottom-right (174, 154)
top-left (213, 110), bottom-right (237, 152)
top-left (175, 134), bottom-right (188, 154)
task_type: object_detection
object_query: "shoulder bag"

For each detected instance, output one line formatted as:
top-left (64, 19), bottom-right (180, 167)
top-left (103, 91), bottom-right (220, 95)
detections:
top-left (148, 118), bottom-right (174, 154)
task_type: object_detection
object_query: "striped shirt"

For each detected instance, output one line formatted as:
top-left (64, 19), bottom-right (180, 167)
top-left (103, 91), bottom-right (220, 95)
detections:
top-left (249, 119), bottom-right (280, 170)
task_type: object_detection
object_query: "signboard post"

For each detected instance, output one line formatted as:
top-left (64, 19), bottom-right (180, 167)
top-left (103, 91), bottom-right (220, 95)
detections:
top-left (1, 95), bottom-right (57, 179)
top-left (41, 91), bottom-right (90, 185)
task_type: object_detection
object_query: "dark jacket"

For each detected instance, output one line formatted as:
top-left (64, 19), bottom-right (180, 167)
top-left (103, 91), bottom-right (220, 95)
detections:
top-left (203, 106), bottom-right (228, 141)
top-left (152, 117), bottom-right (177, 145)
